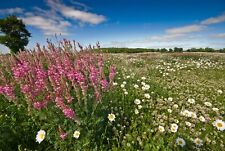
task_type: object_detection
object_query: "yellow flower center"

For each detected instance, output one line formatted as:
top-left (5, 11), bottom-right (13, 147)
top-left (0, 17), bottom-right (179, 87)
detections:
top-left (40, 133), bottom-right (45, 139)
top-left (217, 122), bottom-right (223, 128)
top-left (178, 140), bottom-right (183, 144)
top-left (196, 140), bottom-right (200, 144)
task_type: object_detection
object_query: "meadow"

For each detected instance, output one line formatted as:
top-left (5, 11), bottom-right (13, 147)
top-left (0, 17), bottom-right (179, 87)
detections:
top-left (0, 42), bottom-right (225, 151)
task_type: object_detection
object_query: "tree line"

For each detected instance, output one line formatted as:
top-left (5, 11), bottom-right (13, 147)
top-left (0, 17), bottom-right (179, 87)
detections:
top-left (100, 47), bottom-right (225, 53)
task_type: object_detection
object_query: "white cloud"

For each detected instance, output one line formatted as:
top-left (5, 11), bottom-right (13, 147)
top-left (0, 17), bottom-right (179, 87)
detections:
top-left (0, 44), bottom-right (10, 54)
top-left (21, 14), bottom-right (71, 36)
top-left (201, 13), bottom-right (225, 25)
top-left (149, 34), bottom-right (185, 42)
top-left (46, 0), bottom-right (106, 24)
top-left (212, 33), bottom-right (225, 38)
top-left (0, 7), bottom-right (24, 15)
top-left (166, 24), bottom-right (205, 34)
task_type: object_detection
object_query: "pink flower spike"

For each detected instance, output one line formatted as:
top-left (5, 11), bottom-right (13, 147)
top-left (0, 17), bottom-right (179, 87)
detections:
top-left (33, 102), bottom-right (43, 110)
top-left (63, 108), bottom-right (75, 119)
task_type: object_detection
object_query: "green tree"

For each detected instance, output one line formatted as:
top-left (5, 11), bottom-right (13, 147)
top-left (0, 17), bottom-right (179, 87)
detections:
top-left (0, 15), bottom-right (31, 53)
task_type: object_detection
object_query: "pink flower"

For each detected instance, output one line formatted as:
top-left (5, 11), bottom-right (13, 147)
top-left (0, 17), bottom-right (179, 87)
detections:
top-left (63, 108), bottom-right (75, 119)
top-left (21, 84), bottom-right (31, 93)
top-left (101, 78), bottom-right (108, 91)
top-left (109, 66), bottom-right (116, 83)
top-left (60, 132), bottom-right (67, 140)
top-left (33, 102), bottom-right (43, 110)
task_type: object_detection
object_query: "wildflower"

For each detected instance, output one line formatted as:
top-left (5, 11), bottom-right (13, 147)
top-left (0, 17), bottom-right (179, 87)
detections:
top-left (135, 109), bottom-right (139, 114)
top-left (113, 82), bottom-right (118, 86)
top-left (124, 91), bottom-right (128, 95)
top-left (134, 99), bottom-right (141, 105)
top-left (185, 121), bottom-right (192, 127)
top-left (134, 84), bottom-right (139, 89)
top-left (120, 84), bottom-right (125, 88)
top-left (204, 102), bottom-right (212, 107)
top-left (101, 79), bottom-right (108, 90)
top-left (144, 93), bottom-right (150, 99)
top-left (190, 112), bottom-right (197, 119)
top-left (217, 89), bottom-right (223, 94)
top-left (176, 137), bottom-right (186, 147)
top-left (194, 138), bottom-right (203, 147)
top-left (60, 132), bottom-right (67, 140)
top-left (108, 113), bottom-right (116, 122)
top-left (138, 105), bottom-right (142, 109)
top-left (188, 98), bottom-right (195, 104)
top-left (122, 81), bottom-right (127, 84)
top-left (141, 77), bottom-right (146, 80)
top-left (212, 108), bottom-right (219, 112)
top-left (167, 109), bottom-right (172, 113)
top-left (173, 104), bottom-right (178, 109)
top-left (158, 126), bottom-right (165, 132)
top-left (73, 130), bottom-right (80, 139)
top-left (36, 130), bottom-right (46, 144)
top-left (170, 123), bottom-right (178, 133)
top-left (199, 116), bottom-right (206, 122)
top-left (109, 66), bottom-right (116, 82)
top-left (181, 110), bottom-right (191, 117)
top-left (213, 120), bottom-right (225, 131)
top-left (168, 97), bottom-right (173, 102)
top-left (63, 108), bottom-right (75, 119)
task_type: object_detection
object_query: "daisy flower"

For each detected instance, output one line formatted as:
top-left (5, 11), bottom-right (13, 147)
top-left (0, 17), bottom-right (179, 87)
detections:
top-left (134, 99), bottom-right (141, 105)
top-left (188, 98), bottom-right (195, 104)
top-left (158, 126), bottom-right (165, 132)
top-left (194, 138), bottom-right (203, 147)
top-left (176, 137), bottom-right (186, 147)
top-left (170, 123), bottom-right (178, 133)
top-left (73, 130), bottom-right (80, 139)
top-left (168, 97), bottom-right (173, 102)
top-left (108, 113), bottom-right (116, 122)
top-left (36, 130), bottom-right (46, 144)
top-left (213, 119), bottom-right (225, 131)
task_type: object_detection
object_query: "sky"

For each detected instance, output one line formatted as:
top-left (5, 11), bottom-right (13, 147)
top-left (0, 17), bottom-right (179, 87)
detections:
top-left (0, 0), bottom-right (225, 53)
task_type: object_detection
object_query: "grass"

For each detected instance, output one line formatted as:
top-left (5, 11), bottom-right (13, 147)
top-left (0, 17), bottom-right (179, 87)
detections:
top-left (0, 51), bottom-right (225, 150)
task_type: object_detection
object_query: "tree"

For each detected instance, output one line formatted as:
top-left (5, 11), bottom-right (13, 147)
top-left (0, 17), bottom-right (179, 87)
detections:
top-left (0, 15), bottom-right (31, 53)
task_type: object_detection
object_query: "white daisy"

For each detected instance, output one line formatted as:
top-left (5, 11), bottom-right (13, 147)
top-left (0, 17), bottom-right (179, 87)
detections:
top-left (167, 109), bottom-right (172, 113)
top-left (36, 130), bottom-right (46, 144)
top-left (213, 119), bottom-right (225, 131)
top-left (158, 126), bottom-right (165, 132)
top-left (108, 113), bottom-right (116, 122)
top-left (212, 108), bottom-right (219, 112)
top-left (134, 99), bottom-right (141, 105)
top-left (185, 121), bottom-right (192, 127)
top-left (188, 98), bottom-right (195, 104)
top-left (144, 93), bottom-right (150, 99)
top-left (170, 123), bottom-right (178, 133)
top-left (135, 109), bottom-right (139, 114)
top-left (138, 105), bottom-right (142, 109)
top-left (176, 137), bottom-right (186, 147)
top-left (168, 97), bottom-right (173, 102)
top-left (134, 84), bottom-right (139, 89)
top-left (199, 116), bottom-right (206, 122)
top-left (194, 138), bottom-right (203, 147)
top-left (217, 89), bottom-right (223, 94)
top-left (73, 130), bottom-right (80, 139)
top-left (204, 102), bottom-right (212, 107)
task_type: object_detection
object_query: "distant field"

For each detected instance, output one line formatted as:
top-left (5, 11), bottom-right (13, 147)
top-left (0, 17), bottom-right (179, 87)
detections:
top-left (0, 51), bottom-right (225, 150)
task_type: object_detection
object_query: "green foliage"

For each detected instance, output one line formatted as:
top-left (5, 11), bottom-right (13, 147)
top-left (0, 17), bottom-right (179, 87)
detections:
top-left (100, 47), bottom-right (225, 53)
top-left (0, 15), bottom-right (31, 53)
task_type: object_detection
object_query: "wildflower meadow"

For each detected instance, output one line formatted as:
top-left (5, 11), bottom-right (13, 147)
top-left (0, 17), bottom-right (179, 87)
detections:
top-left (0, 41), bottom-right (225, 151)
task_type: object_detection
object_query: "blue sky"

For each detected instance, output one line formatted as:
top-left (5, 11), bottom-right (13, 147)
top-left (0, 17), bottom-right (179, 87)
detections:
top-left (0, 0), bottom-right (225, 53)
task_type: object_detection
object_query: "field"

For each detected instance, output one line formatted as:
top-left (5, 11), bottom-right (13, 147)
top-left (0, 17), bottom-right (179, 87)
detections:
top-left (0, 46), bottom-right (225, 151)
